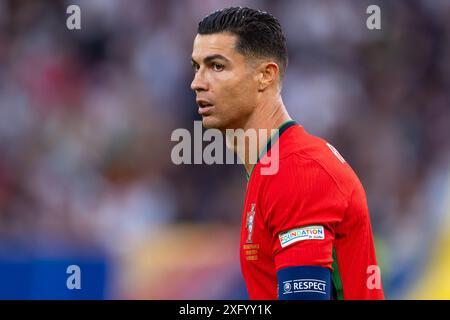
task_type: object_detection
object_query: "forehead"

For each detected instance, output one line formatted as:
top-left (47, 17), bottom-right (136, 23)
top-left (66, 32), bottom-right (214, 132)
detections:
top-left (192, 32), bottom-right (241, 61)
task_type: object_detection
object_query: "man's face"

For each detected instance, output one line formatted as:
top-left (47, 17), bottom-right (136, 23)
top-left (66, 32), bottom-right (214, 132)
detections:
top-left (191, 32), bottom-right (259, 131)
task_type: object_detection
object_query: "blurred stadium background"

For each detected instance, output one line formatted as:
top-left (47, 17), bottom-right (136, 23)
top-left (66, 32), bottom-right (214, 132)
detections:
top-left (0, 0), bottom-right (449, 299)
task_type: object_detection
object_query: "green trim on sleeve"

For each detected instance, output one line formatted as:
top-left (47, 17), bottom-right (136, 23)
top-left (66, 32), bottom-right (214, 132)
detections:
top-left (332, 247), bottom-right (344, 300)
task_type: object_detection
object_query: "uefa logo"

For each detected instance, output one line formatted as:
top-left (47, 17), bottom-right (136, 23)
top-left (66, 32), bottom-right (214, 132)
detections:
top-left (283, 282), bottom-right (292, 293)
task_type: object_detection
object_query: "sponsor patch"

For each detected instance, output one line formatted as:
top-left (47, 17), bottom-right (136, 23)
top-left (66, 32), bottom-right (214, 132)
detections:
top-left (278, 225), bottom-right (325, 248)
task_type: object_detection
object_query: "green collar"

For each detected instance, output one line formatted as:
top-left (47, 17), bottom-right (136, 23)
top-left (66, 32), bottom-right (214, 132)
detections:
top-left (245, 120), bottom-right (297, 182)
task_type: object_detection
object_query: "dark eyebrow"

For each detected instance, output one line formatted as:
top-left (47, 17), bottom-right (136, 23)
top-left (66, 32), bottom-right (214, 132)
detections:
top-left (191, 54), bottom-right (230, 66)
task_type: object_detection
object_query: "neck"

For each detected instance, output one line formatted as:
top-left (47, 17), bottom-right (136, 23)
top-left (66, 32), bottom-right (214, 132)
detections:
top-left (227, 95), bottom-right (292, 176)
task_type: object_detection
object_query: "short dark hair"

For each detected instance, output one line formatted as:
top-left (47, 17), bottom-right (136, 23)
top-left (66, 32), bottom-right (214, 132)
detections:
top-left (197, 7), bottom-right (288, 78)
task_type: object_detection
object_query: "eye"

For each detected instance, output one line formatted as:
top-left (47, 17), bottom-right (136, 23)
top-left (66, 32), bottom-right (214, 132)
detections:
top-left (192, 64), bottom-right (199, 73)
top-left (212, 63), bottom-right (224, 72)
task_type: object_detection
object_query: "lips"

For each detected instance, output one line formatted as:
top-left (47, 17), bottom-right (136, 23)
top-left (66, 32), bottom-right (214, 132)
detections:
top-left (196, 99), bottom-right (214, 115)
top-left (196, 99), bottom-right (214, 108)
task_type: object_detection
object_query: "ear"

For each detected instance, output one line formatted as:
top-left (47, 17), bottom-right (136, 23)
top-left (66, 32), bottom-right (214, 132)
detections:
top-left (257, 61), bottom-right (280, 91)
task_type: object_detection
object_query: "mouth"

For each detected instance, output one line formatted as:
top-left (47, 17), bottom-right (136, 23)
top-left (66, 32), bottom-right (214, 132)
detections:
top-left (197, 100), bottom-right (215, 116)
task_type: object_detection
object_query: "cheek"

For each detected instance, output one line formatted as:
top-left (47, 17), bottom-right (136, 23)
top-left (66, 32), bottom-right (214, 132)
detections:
top-left (221, 74), bottom-right (257, 106)
top-left (233, 81), bottom-right (257, 113)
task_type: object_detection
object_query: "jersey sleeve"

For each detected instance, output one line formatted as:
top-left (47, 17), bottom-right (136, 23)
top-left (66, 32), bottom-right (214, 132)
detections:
top-left (260, 153), bottom-right (348, 272)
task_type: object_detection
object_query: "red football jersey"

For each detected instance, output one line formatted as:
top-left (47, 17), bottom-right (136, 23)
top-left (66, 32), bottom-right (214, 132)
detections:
top-left (240, 121), bottom-right (384, 300)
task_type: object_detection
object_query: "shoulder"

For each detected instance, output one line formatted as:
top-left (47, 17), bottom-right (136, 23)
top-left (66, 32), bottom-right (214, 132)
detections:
top-left (258, 125), bottom-right (362, 201)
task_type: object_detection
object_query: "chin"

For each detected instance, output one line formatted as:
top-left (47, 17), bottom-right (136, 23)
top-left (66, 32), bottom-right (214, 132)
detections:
top-left (202, 116), bottom-right (226, 131)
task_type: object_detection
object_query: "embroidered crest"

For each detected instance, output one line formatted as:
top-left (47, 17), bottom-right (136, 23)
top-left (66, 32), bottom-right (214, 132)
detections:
top-left (246, 203), bottom-right (256, 243)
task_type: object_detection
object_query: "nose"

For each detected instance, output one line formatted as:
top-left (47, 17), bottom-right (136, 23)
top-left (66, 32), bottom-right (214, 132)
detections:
top-left (191, 70), bottom-right (208, 92)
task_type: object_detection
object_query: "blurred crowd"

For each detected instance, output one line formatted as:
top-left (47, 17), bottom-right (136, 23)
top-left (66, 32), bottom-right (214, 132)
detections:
top-left (0, 0), bottom-right (449, 298)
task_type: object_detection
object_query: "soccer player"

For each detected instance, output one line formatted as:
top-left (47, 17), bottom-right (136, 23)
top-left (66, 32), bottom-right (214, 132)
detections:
top-left (190, 7), bottom-right (384, 300)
